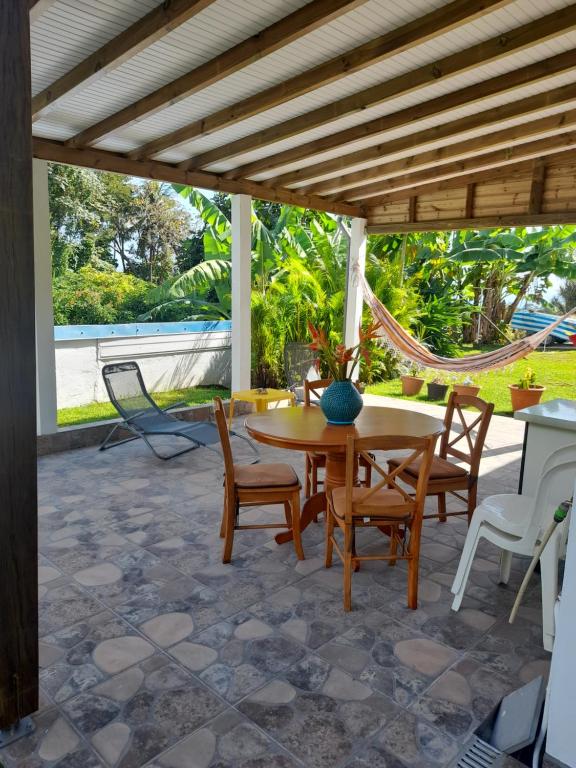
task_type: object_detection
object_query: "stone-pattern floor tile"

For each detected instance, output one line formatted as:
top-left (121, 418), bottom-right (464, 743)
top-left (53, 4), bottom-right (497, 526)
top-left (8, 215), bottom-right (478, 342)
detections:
top-left (239, 653), bottom-right (402, 768)
top-left (410, 656), bottom-right (516, 741)
top-left (248, 579), bottom-right (363, 651)
top-left (347, 710), bottom-right (460, 767)
top-left (148, 709), bottom-right (303, 768)
top-left (112, 573), bottom-right (237, 631)
top-left (108, 510), bottom-right (193, 548)
top-left (39, 610), bottom-right (147, 704)
top-left (62, 655), bottom-right (224, 768)
top-left (39, 579), bottom-right (103, 635)
top-left (317, 614), bottom-right (460, 707)
top-left (192, 551), bottom-right (303, 608)
top-left (467, 611), bottom-right (551, 680)
top-left (0, 706), bottom-right (105, 768)
top-left (74, 548), bottom-right (183, 605)
top-left (1, 409), bottom-right (550, 768)
top-left (169, 611), bottom-right (306, 703)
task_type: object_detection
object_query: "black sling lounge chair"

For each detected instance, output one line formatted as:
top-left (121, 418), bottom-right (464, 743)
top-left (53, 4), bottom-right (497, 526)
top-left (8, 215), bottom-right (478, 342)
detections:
top-left (100, 362), bottom-right (259, 461)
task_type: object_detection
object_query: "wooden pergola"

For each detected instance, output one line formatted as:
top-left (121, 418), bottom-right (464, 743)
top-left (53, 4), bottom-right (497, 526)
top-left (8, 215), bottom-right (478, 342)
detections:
top-left (2, 0), bottom-right (576, 732)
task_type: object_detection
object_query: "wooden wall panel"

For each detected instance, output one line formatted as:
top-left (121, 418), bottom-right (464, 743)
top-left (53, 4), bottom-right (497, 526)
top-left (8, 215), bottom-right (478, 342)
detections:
top-left (365, 161), bottom-right (576, 230)
top-left (474, 178), bottom-right (531, 216)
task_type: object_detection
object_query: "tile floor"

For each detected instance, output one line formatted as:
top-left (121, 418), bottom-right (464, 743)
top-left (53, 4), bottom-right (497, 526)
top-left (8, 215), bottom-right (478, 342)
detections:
top-left (1, 397), bottom-right (551, 768)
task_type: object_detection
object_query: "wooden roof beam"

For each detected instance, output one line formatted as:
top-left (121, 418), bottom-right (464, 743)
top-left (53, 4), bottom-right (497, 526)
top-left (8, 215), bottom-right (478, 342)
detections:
top-left (185, 4), bottom-right (576, 172)
top-left (32, 138), bottom-right (362, 217)
top-left (222, 47), bottom-right (576, 182)
top-left (132, 0), bottom-right (513, 160)
top-left (32, 0), bottom-right (217, 118)
top-left (326, 107), bottom-right (576, 201)
top-left (361, 147), bottom-right (576, 207)
top-left (268, 80), bottom-right (576, 189)
top-left (366, 211), bottom-right (576, 233)
top-left (366, 211), bottom-right (576, 234)
top-left (66, 0), bottom-right (368, 149)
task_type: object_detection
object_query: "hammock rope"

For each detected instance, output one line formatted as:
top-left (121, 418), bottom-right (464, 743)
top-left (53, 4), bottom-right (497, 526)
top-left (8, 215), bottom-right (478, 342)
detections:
top-left (358, 272), bottom-right (576, 373)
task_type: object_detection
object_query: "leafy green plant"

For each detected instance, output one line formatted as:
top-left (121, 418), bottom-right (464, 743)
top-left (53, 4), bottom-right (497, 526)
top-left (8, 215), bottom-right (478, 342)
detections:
top-left (517, 367), bottom-right (537, 390)
top-left (52, 267), bottom-right (151, 325)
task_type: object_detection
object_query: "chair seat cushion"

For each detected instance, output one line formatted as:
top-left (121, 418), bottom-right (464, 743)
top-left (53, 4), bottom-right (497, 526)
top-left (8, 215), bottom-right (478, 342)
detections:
top-left (389, 454), bottom-right (468, 480)
top-left (235, 462), bottom-right (300, 488)
top-left (331, 486), bottom-right (412, 521)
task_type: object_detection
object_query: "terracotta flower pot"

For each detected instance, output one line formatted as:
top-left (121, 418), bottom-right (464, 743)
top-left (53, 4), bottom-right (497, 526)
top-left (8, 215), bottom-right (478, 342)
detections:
top-left (427, 382), bottom-right (449, 401)
top-left (453, 384), bottom-right (481, 398)
top-left (508, 384), bottom-right (545, 412)
top-left (401, 375), bottom-right (425, 396)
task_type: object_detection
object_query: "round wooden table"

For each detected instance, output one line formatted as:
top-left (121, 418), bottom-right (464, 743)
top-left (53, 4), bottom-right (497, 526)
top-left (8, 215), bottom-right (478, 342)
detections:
top-left (245, 405), bottom-right (445, 545)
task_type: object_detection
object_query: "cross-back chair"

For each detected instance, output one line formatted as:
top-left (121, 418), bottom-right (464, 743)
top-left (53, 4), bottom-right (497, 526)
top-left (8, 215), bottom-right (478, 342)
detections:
top-left (387, 392), bottom-right (493, 523)
top-left (304, 378), bottom-right (372, 498)
top-left (213, 397), bottom-right (304, 563)
top-left (326, 433), bottom-right (437, 611)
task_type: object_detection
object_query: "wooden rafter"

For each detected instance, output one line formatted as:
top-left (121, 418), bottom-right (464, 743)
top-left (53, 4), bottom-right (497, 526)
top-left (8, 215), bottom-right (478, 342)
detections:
top-left (184, 5), bottom-right (576, 172)
top-left (328, 109), bottom-right (576, 201)
top-left (131, 0), bottom-right (513, 160)
top-left (222, 48), bottom-right (576, 181)
top-left (268, 80), bottom-right (576, 189)
top-left (32, 0), bottom-right (217, 118)
top-left (66, 0), bottom-right (368, 149)
top-left (349, 132), bottom-right (576, 205)
top-left (32, 139), bottom-right (363, 217)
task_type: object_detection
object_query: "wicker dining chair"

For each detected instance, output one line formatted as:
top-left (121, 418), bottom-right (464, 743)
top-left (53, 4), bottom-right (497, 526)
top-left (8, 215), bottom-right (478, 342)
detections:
top-left (213, 397), bottom-right (304, 563)
top-left (326, 432), bottom-right (437, 611)
top-left (304, 378), bottom-right (372, 498)
top-left (387, 391), bottom-right (494, 524)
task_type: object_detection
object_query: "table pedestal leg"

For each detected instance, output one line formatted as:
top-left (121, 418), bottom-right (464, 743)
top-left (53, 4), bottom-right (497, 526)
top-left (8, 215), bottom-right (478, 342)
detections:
top-left (275, 451), bottom-right (358, 546)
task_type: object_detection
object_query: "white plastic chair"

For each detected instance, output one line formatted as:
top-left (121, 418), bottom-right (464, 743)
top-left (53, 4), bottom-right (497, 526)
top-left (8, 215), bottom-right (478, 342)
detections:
top-left (451, 443), bottom-right (576, 651)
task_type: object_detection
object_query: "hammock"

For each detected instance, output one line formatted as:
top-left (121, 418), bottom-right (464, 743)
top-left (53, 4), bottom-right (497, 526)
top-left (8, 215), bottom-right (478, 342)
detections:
top-left (359, 273), bottom-right (576, 373)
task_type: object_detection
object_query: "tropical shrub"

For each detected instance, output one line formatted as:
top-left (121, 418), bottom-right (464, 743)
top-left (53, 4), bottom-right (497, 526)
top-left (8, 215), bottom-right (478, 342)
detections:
top-left (53, 267), bottom-right (151, 325)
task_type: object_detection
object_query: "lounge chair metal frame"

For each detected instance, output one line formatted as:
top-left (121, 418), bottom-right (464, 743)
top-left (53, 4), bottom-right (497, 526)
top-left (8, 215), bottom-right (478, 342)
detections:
top-left (100, 361), bottom-right (259, 462)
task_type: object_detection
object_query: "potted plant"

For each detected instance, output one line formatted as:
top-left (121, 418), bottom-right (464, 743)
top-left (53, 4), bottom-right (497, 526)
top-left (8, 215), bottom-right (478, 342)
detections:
top-left (308, 321), bottom-right (381, 425)
top-left (401, 363), bottom-right (425, 396)
top-left (453, 375), bottom-right (481, 397)
top-left (427, 375), bottom-right (449, 401)
top-left (509, 367), bottom-right (545, 411)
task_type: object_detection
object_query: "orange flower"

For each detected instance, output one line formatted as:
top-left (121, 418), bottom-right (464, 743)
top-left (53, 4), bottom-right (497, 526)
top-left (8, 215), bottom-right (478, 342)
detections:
top-left (359, 321), bottom-right (382, 343)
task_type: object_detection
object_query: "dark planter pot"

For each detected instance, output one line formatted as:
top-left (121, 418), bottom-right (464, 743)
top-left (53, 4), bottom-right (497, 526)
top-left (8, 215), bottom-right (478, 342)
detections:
top-left (320, 380), bottom-right (364, 425)
top-left (427, 382), bottom-right (449, 401)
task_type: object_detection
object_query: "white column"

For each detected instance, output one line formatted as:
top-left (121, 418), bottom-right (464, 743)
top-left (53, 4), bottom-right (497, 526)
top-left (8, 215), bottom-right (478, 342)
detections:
top-left (231, 194), bottom-right (252, 392)
top-left (33, 159), bottom-right (58, 435)
top-left (344, 217), bottom-right (367, 350)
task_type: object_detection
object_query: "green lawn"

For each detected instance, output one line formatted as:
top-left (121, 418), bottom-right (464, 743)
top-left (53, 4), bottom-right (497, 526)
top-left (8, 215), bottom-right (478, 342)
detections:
top-left (57, 385), bottom-right (230, 427)
top-left (366, 348), bottom-right (576, 416)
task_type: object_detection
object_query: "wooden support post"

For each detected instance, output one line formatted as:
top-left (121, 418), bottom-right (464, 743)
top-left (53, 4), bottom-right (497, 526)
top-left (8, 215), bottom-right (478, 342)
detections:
top-left (344, 218), bottom-right (367, 351)
top-left (528, 158), bottom-right (546, 215)
top-left (231, 195), bottom-right (252, 392)
top-left (465, 183), bottom-right (476, 219)
top-left (0, 0), bottom-right (39, 729)
top-left (408, 196), bottom-right (417, 223)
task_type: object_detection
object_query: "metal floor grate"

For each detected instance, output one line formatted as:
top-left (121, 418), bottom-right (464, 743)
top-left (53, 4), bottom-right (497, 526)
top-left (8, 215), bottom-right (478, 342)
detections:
top-left (457, 737), bottom-right (504, 768)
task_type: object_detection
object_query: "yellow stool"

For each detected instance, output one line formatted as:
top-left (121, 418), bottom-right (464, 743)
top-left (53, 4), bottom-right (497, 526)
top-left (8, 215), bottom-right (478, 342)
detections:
top-left (228, 388), bottom-right (296, 427)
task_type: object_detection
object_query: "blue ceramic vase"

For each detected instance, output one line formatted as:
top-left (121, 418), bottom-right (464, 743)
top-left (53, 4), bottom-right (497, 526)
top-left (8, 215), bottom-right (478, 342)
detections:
top-left (320, 380), bottom-right (363, 425)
